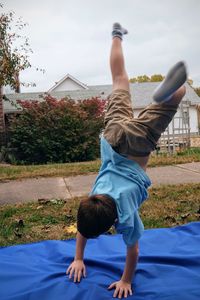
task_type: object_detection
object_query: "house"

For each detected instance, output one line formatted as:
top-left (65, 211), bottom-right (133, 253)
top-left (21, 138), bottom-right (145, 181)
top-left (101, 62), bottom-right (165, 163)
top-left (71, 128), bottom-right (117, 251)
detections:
top-left (3, 74), bottom-right (200, 149)
top-left (47, 73), bottom-right (89, 92)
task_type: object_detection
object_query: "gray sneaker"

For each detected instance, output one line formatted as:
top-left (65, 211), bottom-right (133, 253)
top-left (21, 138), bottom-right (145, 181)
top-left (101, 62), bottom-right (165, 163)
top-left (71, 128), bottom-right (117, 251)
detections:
top-left (112, 22), bottom-right (128, 40)
top-left (153, 61), bottom-right (188, 103)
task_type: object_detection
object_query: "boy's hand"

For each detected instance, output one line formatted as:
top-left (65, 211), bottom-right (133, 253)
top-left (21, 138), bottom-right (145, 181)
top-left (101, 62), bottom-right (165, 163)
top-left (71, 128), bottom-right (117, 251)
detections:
top-left (66, 259), bottom-right (86, 282)
top-left (108, 280), bottom-right (133, 298)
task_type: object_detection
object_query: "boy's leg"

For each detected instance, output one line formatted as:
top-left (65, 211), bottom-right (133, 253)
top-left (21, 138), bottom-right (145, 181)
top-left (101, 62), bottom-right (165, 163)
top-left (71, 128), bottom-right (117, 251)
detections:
top-left (110, 34), bottom-right (129, 92)
top-left (125, 84), bottom-right (186, 160)
top-left (106, 72), bottom-right (186, 167)
top-left (103, 24), bottom-right (134, 149)
top-left (164, 85), bottom-right (186, 106)
top-left (104, 24), bottom-right (187, 170)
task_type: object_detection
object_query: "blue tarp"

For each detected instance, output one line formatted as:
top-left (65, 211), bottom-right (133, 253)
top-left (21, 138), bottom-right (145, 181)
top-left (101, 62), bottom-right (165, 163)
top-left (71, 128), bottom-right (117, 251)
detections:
top-left (0, 222), bottom-right (200, 300)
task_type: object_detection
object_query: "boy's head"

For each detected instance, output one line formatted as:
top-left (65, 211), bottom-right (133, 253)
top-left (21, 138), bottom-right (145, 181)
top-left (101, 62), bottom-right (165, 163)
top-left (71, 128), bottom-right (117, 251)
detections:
top-left (77, 194), bottom-right (117, 239)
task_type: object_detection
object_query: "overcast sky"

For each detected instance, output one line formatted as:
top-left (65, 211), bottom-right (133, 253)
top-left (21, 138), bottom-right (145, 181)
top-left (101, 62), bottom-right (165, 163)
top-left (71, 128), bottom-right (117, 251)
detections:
top-left (3, 0), bottom-right (200, 92)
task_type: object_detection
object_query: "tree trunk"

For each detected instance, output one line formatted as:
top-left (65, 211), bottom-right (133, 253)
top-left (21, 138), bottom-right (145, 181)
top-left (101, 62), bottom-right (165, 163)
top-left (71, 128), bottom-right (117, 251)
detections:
top-left (15, 72), bottom-right (21, 93)
top-left (0, 86), bottom-right (6, 146)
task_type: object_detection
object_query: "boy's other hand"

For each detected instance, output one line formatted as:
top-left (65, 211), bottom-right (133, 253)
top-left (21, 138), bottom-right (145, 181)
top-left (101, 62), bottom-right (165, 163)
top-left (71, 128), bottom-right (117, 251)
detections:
top-left (108, 280), bottom-right (133, 298)
top-left (66, 259), bottom-right (86, 283)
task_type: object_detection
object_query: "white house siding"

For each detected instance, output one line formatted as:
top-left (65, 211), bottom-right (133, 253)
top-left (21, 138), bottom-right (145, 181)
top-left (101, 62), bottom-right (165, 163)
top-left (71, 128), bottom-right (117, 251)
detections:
top-left (189, 106), bottom-right (199, 134)
top-left (190, 106), bottom-right (199, 134)
top-left (52, 78), bottom-right (85, 92)
top-left (166, 107), bottom-right (199, 135)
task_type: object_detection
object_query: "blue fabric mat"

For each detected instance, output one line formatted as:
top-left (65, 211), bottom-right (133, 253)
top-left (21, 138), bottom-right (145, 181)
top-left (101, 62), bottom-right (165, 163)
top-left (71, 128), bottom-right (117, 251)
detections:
top-left (0, 222), bottom-right (200, 300)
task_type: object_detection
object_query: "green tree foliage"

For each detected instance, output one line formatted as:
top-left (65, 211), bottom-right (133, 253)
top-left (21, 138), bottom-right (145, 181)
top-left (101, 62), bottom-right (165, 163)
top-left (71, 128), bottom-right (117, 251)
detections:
top-left (187, 79), bottom-right (200, 97)
top-left (129, 77), bottom-right (137, 83)
top-left (0, 3), bottom-right (42, 146)
top-left (130, 75), bottom-right (150, 83)
top-left (8, 96), bottom-right (106, 164)
top-left (0, 3), bottom-right (33, 90)
top-left (150, 74), bottom-right (164, 82)
top-left (136, 75), bottom-right (150, 83)
top-left (0, 3), bottom-right (44, 93)
top-left (130, 74), bottom-right (164, 83)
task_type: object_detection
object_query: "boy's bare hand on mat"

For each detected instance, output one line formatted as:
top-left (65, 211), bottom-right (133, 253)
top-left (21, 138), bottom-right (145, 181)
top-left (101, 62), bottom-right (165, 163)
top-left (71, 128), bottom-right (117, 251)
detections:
top-left (108, 280), bottom-right (133, 298)
top-left (66, 260), bottom-right (86, 282)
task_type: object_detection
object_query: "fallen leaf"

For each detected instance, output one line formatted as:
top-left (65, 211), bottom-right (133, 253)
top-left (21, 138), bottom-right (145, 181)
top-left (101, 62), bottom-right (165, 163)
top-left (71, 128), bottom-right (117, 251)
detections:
top-left (181, 213), bottom-right (190, 219)
top-left (63, 224), bottom-right (77, 234)
top-left (37, 206), bottom-right (43, 210)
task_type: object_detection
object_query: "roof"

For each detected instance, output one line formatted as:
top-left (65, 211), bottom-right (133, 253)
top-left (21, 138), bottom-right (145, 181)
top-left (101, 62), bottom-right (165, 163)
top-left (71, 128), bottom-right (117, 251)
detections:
top-left (4, 82), bottom-right (200, 114)
top-left (47, 73), bottom-right (89, 93)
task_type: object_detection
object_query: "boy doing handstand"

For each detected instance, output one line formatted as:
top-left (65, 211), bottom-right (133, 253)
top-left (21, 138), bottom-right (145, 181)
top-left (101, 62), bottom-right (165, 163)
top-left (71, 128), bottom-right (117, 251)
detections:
top-left (67, 23), bottom-right (187, 298)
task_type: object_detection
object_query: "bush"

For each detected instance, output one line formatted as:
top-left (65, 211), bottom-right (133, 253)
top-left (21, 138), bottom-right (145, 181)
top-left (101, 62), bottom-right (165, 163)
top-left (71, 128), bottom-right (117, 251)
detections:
top-left (8, 95), bottom-right (106, 164)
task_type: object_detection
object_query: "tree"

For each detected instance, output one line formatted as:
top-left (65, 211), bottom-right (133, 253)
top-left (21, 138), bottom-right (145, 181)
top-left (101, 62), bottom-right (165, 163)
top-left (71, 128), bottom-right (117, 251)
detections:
top-left (187, 78), bottom-right (193, 86)
top-left (194, 87), bottom-right (200, 97)
top-left (150, 74), bottom-right (164, 82)
top-left (0, 3), bottom-right (34, 145)
top-left (129, 74), bottom-right (164, 83)
top-left (186, 78), bottom-right (200, 97)
top-left (130, 75), bottom-right (150, 83)
top-left (129, 77), bottom-right (137, 83)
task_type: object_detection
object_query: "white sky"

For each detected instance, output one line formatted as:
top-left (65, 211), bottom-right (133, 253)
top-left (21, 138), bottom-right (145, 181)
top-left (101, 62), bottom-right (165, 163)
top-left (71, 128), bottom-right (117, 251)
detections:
top-left (3, 0), bottom-right (200, 92)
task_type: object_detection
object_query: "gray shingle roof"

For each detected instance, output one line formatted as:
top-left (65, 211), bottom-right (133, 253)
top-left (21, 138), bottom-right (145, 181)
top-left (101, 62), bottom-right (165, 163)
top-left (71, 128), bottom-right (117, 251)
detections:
top-left (4, 82), bottom-right (200, 114)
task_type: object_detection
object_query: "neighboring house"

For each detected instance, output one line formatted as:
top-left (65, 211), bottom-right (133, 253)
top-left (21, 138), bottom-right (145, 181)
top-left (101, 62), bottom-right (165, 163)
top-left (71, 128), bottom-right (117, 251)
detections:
top-left (3, 74), bottom-right (200, 148)
top-left (47, 73), bottom-right (89, 92)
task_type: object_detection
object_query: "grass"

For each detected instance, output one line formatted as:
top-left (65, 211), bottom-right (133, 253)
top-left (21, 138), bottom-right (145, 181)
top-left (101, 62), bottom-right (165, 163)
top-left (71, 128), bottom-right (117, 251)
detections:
top-left (0, 160), bottom-right (101, 182)
top-left (149, 147), bottom-right (200, 167)
top-left (0, 183), bottom-right (199, 247)
top-left (0, 148), bottom-right (200, 182)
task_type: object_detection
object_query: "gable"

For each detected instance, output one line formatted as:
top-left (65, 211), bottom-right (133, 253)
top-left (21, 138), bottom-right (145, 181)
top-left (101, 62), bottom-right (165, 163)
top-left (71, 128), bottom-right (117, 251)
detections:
top-left (51, 77), bottom-right (85, 92)
top-left (48, 74), bottom-right (88, 93)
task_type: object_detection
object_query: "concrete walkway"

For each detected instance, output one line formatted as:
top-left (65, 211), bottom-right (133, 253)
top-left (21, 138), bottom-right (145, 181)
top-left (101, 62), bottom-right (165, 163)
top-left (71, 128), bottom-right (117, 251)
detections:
top-left (0, 162), bottom-right (200, 205)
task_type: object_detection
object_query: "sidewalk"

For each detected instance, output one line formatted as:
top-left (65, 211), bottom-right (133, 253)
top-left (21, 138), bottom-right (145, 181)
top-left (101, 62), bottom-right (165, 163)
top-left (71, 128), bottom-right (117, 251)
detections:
top-left (0, 162), bottom-right (200, 205)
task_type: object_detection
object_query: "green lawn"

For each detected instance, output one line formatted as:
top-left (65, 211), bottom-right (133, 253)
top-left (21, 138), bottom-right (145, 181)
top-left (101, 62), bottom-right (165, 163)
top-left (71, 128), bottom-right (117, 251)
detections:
top-left (0, 148), bottom-right (200, 182)
top-left (0, 183), bottom-right (200, 247)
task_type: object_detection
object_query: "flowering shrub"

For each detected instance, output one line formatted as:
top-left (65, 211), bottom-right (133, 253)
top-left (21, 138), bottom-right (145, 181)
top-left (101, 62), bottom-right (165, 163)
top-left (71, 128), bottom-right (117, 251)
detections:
top-left (8, 95), bottom-right (107, 164)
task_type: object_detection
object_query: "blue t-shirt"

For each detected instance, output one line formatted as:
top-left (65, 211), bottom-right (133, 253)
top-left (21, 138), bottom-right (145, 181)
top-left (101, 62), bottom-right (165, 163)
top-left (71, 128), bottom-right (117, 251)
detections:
top-left (90, 137), bottom-right (151, 246)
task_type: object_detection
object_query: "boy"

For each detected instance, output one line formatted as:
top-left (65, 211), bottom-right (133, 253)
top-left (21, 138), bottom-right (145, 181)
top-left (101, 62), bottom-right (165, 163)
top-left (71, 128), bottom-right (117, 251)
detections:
top-left (67, 23), bottom-right (187, 298)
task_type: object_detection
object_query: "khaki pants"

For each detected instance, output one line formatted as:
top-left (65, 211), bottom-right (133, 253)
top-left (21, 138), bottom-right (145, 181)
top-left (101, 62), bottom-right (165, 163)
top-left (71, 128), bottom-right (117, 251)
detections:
top-left (103, 89), bottom-right (178, 157)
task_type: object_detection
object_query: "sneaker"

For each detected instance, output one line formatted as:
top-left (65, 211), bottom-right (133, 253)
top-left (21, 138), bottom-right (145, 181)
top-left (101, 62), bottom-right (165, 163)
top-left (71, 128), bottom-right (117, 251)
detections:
top-left (153, 61), bottom-right (187, 103)
top-left (112, 22), bottom-right (128, 39)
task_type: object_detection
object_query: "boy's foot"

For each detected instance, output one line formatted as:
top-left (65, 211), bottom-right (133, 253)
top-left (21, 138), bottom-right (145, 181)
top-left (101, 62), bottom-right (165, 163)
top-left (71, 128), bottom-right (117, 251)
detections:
top-left (112, 22), bottom-right (128, 40)
top-left (153, 61), bottom-right (188, 103)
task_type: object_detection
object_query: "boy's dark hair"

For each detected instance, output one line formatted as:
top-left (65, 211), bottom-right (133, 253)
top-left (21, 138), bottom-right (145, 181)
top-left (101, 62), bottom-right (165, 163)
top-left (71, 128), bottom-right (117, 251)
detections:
top-left (77, 194), bottom-right (117, 239)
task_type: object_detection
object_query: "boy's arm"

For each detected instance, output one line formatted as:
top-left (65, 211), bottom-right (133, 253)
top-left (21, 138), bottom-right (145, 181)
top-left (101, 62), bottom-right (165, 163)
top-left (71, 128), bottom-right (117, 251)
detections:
top-left (66, 231), bottom-right (87, 282)
top-left (122, 242), bottom-right (139, 282)
top-left (75, 231), bottom-right (87, 260)
top-left (108, 242), bottom-right (138, 298)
